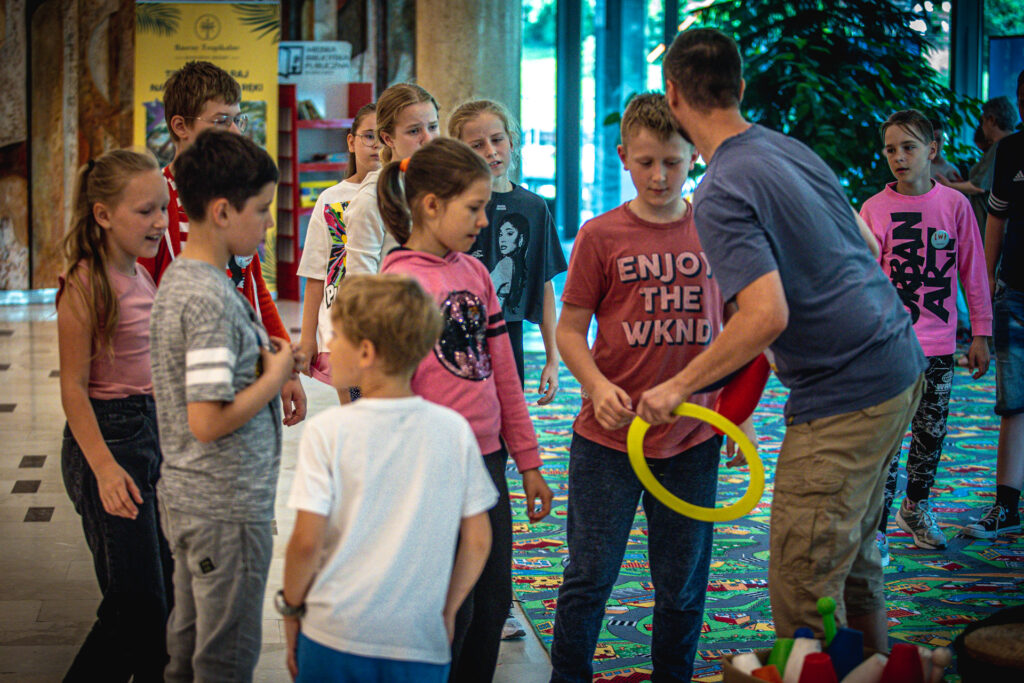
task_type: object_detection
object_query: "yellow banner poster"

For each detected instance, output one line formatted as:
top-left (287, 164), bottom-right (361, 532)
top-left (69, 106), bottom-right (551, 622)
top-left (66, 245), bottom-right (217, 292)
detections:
top-left (134, 1), bottom-right (281, 290)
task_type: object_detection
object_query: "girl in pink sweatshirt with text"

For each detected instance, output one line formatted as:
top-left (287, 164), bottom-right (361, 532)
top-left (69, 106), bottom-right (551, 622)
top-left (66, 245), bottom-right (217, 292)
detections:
top-left (376, 138), bottom-right (552, 682)
top-left (861, 109), bottom-right (991, 556)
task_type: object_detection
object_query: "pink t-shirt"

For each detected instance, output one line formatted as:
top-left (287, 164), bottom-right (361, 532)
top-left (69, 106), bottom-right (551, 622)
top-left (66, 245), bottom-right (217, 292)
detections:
top-left (59, 263), bottom-right (156, 399)
top-left (860, 181), bottom-right (992, 356)
top-left (381, 248), bottom-right (541, 472)
top-left (561, 202), bottom-right (724, 458)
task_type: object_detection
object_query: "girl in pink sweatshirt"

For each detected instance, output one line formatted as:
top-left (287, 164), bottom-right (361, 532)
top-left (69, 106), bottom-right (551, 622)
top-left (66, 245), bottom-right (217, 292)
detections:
top-left (376, 138), bottom-right (552, 682)
top-left (861, 109), bottom-right (992, 556)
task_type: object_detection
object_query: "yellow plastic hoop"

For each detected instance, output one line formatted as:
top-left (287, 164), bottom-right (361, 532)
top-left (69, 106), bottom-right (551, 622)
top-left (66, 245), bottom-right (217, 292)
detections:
top-left (626, 403), bottom-right (765, 522)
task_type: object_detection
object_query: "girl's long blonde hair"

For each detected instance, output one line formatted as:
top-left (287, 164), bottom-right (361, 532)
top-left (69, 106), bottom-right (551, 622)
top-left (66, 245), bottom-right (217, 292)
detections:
top-left (60, 148), bottom-right (160, 355)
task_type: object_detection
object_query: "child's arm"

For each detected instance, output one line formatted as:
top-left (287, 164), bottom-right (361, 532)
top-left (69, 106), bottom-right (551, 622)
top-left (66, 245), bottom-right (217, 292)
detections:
top-left (557, 302), bottom-right (635, 431)
top-left (536, 281), bottom-right (560, 405)
top-left (853, 208), bottom-right (881, 260)
top-left (187, 338), bottom-right (296, 442)
top-left (298, 278), bottom-right (324, 376)
top-left (249, 256), bottom-right (307, 426)
top-left (486, 299), bottom-right (552, 521)
top-left (282, 509), bottom-right (330, 679)
top-left (57, 290), bottom-right (142, 519)
top-left (443, 512), bottom-right (492, 643)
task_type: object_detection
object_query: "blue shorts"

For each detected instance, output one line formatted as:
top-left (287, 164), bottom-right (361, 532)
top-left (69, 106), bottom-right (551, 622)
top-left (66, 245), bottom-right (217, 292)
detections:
top-left (994, 282), bottom-right (1024, 416)
top-left (295, 632), bottom-right (449, 683)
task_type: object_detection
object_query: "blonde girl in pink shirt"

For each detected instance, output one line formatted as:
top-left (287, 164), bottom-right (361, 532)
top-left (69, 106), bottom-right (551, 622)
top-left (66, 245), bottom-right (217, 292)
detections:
top-left (57, 149), bottom-right (173, 681)
top-left (860, 109), bottom-right (992, 558)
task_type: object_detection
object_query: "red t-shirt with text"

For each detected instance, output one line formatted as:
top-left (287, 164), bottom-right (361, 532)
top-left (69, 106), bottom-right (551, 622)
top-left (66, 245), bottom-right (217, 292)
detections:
top-left (561, 202), bottom-right (723, 457)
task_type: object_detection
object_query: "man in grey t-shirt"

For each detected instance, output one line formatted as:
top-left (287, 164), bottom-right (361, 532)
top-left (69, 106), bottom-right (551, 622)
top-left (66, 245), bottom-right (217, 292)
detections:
top-left (637, 29), bottom-right (925, 649)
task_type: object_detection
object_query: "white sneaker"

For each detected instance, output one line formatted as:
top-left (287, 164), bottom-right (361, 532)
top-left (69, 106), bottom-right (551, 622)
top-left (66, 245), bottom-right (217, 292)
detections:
top-left (895, 498), bottom-right (947, 549)
top-left (501, 615), bottom-right (526, 640)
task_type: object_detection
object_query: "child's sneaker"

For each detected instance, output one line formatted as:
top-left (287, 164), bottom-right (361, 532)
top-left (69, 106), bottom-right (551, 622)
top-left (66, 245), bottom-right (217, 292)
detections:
top-left (875, 531), bottom-right (890, 568)
top-left (895, 498), bottom-right (947, 549)
top-left (502, 614), bottom-right (527, 640)
top-left (964, 503), bottom-right (1022, 539)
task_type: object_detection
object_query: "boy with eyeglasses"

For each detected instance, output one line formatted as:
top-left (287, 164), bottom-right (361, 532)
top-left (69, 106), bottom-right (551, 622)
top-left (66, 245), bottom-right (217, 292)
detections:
top-left (142, 60), bottom-right (307, 428)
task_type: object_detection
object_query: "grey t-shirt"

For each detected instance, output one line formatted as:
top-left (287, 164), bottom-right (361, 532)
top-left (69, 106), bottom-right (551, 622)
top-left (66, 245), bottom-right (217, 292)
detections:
top-left (693, 125), bottom-right (925, 424)
top-left (151, 258), bottom-right (283, 522)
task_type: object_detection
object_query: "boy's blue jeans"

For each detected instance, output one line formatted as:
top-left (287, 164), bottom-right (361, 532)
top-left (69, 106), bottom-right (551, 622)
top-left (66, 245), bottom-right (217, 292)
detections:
top-left (550, 432), bottom-right (721, 683)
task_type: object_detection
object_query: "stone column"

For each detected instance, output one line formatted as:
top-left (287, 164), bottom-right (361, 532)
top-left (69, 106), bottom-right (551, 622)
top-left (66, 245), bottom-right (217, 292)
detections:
top-left (415, 0), bottom-right (521, 143)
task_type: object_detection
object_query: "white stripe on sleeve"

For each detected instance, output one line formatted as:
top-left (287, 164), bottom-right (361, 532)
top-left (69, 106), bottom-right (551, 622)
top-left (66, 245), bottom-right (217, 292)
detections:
top-left (186, 348), bottom-right (236, 368)
top-left (186, 367), bottom-right (233, 387)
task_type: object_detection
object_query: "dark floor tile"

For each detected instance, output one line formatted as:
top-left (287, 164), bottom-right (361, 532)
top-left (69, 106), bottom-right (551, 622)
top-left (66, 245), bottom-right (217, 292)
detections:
top-left (0, 404), bottom-right (14, 413)
top-left (12, 480), bottom-right (41, 494)
top-left (289, 327), bottom-right (301, 335)
top-left (0, 329), bottom-right (12, 336)
top-left (0, 363), bottom-right (9, 371)
top-left (24, 507), bottom-right (54, 522)
top-left (19, 455), bottom-right (47, 468)
top-left (50, 370), bottom-right (60, 378)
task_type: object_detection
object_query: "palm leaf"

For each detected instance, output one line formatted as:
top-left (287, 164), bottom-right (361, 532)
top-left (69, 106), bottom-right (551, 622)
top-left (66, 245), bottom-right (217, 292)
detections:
top-left (136, 3), bottom-right (181, 36)
top-left (232, 3), bottom-right (280, 43)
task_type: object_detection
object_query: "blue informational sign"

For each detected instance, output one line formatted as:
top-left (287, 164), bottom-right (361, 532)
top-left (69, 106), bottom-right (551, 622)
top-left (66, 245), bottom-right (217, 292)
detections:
top-left (989, 35), bottom-right (1024, 103)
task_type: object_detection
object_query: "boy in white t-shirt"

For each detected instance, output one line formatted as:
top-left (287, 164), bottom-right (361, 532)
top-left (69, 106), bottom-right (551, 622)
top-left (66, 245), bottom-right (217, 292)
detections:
top-left (279, 274), bottom-right (497, 682)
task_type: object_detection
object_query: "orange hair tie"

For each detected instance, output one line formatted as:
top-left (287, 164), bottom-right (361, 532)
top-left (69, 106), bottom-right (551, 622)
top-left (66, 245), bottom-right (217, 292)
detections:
top-left (399, 157), bottom-right (411, 172)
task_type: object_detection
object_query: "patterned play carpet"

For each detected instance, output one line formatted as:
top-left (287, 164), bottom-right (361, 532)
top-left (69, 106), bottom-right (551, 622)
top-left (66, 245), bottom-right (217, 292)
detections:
top-left (508, 353), bottom-right (1023, 682)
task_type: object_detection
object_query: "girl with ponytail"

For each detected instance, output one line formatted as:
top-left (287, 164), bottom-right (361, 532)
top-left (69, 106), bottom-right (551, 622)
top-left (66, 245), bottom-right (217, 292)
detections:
top-left (57, 148), bottom-right (174, 680)
top-left (378, 138), bottom-right (553, 683)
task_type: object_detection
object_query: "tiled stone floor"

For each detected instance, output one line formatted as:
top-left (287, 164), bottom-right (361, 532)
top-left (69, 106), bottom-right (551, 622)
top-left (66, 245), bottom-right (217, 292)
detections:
top-left (0, 300), bottom-right (551, 682)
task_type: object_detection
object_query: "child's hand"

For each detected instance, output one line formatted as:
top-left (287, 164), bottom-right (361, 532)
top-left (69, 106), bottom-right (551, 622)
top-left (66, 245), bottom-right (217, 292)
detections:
top-left (284, 616), bottom-right (300, 679)
top-left (724, 417), bottom-right (758, 468)
top-left (521, 468), bottom-right (553, 522)
top-left (590, 381), bottom-right (635, 431)
top-left (967, 336), bottom-right (991, 380)
top-left (296, 338), bottom-right (316, 377)
top-left (536, 362), bottom-right (560, 405)
top-left (263, 337), bottom-right (297, 386)
top-left (93, 458), bottom-right (143, 519)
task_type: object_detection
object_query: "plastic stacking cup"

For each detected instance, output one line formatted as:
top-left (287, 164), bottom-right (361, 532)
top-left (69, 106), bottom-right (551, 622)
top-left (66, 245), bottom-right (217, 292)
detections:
top-left (798, 652), bottom-right (838, 683)
top-left (768, 638), bottom-right (795, 672)
top-left (826, 627), bottom-right (865, 681)
top-left (880, 643), bottom-right (924, 683)
top-left (752, 664), bottom-right (784, 683)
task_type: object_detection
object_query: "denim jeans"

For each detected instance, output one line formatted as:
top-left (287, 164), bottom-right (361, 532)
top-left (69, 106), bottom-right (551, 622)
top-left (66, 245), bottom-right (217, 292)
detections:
top-left (296, 633), bottom-right (450, 683)
top-left (160, 505), bottom-right (273, 683)
top-left (550, 432), bottom-right (721, 683)
top-left (449, 447), bottom-right (512, 683)
top-left (994, 282), bottom-right (1024, 416)
top-left (60, 394), bottom-right (173, 683)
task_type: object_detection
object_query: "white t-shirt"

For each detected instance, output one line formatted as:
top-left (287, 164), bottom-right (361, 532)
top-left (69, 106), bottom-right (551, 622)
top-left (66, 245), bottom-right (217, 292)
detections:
top-left (296, 179), bottom-right (362, 353)
top-left (342, 169), bottom-right (401, 276)
top-left (287, 396), bottom-right (498, 664)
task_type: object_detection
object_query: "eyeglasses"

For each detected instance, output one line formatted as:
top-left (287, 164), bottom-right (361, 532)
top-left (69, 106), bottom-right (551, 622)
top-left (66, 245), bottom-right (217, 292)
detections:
top-left (184, 113), bottom-right (249, 132)
top-left (354, 132), bottom-right (380, 147)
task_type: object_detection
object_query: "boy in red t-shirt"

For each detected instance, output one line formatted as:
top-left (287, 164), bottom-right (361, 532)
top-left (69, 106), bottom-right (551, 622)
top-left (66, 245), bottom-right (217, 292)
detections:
top-left (140, 61), bottom-right (305, 425)
top-left (550, 93), bottom-right (743, 681)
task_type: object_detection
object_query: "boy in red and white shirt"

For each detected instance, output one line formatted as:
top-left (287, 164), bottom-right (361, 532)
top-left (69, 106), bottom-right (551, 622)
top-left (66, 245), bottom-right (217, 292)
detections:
top-left (140, 60), bottom-right (305, 425)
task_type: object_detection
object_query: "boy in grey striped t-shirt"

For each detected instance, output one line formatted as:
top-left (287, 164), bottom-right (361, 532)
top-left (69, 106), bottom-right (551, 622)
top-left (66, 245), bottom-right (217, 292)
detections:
top-left (150, 130), bottom-right (302, 682)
